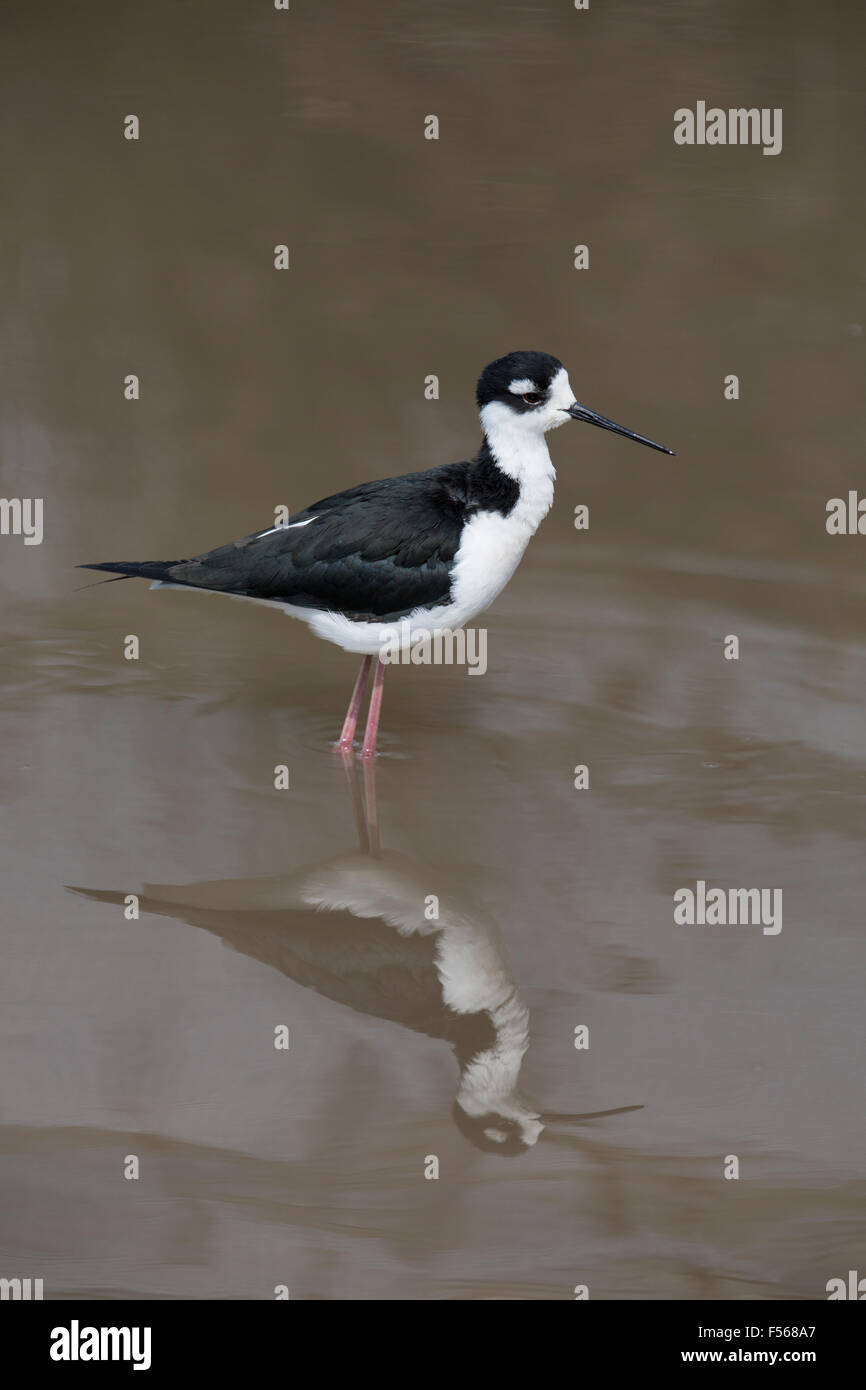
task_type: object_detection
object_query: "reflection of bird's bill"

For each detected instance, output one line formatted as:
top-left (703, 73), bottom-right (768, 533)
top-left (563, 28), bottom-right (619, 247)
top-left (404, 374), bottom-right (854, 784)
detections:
top-left (539, 1104), bottom-right (643, 1124)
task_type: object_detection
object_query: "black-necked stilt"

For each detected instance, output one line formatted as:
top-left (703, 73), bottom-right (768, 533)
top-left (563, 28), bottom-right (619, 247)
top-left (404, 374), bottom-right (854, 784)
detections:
top-left (82, 351), bottom-right (673, 756)
top-left (70, 757), bottom-right (641, 1153)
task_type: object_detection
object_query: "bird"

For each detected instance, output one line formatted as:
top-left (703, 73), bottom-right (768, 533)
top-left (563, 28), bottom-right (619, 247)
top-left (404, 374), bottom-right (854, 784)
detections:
top-left (69, 756), bottom-right (641, 1154)
top-left (81, 350), bottom-right (673, 757)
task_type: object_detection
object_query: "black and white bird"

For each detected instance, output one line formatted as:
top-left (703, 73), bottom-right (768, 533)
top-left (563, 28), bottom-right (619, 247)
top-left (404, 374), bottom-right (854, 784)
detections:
top-left (82, 351), bottom-right (673, 756)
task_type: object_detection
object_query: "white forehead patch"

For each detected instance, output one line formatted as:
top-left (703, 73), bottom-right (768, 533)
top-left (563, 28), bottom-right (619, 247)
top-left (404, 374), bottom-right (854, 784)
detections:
top-left (508, 378), bottom-right (538, 395)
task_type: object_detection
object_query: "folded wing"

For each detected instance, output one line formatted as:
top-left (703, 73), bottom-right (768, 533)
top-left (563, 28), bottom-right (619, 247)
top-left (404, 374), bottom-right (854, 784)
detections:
top-left (86, 464), bottom-right (471, 621)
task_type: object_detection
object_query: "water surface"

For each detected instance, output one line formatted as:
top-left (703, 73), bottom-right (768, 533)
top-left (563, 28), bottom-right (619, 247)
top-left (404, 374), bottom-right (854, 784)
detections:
top-left (1, 0), bottom-right (865, 1299)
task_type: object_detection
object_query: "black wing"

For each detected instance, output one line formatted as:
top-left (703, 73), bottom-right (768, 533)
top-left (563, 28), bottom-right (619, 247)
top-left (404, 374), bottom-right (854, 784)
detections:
top-left (70, 885), bottom-right (496, 1055)
top-left (85, 464), bottom-right (473, 621)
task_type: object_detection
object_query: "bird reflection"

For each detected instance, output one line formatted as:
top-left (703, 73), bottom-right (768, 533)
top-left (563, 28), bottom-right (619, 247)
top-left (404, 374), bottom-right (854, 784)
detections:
top-left (71, 755), bottom-right (639, 1154)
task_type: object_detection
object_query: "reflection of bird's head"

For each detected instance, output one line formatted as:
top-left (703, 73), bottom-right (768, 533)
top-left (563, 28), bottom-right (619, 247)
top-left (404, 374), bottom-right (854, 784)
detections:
top-left (452, 1100), bottom-right (545, 1155)
top-left (453, 1098), bottom-right (646, 1156)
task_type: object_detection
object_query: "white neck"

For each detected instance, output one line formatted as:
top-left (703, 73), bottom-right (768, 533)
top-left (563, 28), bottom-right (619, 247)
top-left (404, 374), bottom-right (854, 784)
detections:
top-left (479, 402), bottom-right (556, 530)
top-left (455, 989), bottom-right (531, 1114)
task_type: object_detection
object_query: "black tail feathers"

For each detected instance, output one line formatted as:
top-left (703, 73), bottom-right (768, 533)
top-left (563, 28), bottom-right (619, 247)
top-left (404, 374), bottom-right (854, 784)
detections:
top-left (78, 560), bottom-right (177, 582)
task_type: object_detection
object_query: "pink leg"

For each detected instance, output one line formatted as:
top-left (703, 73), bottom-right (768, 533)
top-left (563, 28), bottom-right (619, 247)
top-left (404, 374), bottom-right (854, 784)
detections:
top-left (360, 658), bottom-right (386, 760)
top-left (337, 655), bottom-right (372, 750)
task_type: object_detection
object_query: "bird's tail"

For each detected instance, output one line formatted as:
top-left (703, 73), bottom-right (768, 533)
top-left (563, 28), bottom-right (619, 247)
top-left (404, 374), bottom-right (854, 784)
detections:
top-left (78, 560), bottom-right (179, 581)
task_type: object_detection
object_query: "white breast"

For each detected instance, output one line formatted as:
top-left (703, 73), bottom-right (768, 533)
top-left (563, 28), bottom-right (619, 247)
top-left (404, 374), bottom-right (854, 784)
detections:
top-left (445, 417), bottom-right (556, 626)
top-left (446, 490), bottom-right (551, 625)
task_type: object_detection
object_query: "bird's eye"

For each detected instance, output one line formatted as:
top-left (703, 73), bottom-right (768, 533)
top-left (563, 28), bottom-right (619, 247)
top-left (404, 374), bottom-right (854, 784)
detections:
top-left (523, 392), bottom-right (542, 405)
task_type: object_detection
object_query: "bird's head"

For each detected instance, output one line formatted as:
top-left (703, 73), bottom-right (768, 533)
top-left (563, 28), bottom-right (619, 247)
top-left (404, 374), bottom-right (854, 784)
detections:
top-left (452, 1098), bottom-right (546, 1155)
top-left (453, 1095), bottom-right (645, 1156)
top-left (476, 350), bottom-right (674, 455)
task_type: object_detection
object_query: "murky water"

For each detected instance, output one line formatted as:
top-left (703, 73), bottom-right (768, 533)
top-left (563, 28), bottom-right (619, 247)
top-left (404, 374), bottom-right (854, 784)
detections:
top-left (2, 0), bottom-right (865, 1299)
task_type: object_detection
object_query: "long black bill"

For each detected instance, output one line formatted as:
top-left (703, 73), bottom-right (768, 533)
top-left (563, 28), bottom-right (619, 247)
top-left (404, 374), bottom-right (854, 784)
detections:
top-left (539, 1104), bottom-right (644, 1124)
top-left (566, 402), bottom-right (674, 455)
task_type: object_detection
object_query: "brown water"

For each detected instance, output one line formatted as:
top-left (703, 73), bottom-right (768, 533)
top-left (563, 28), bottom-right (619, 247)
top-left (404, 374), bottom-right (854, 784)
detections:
top-left (2, 0), bottom-right (865, 1300)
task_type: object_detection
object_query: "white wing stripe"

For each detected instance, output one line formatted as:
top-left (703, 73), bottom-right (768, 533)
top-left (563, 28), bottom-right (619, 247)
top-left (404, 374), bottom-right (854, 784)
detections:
top-left (256, 516), bottom-right (319, 538)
